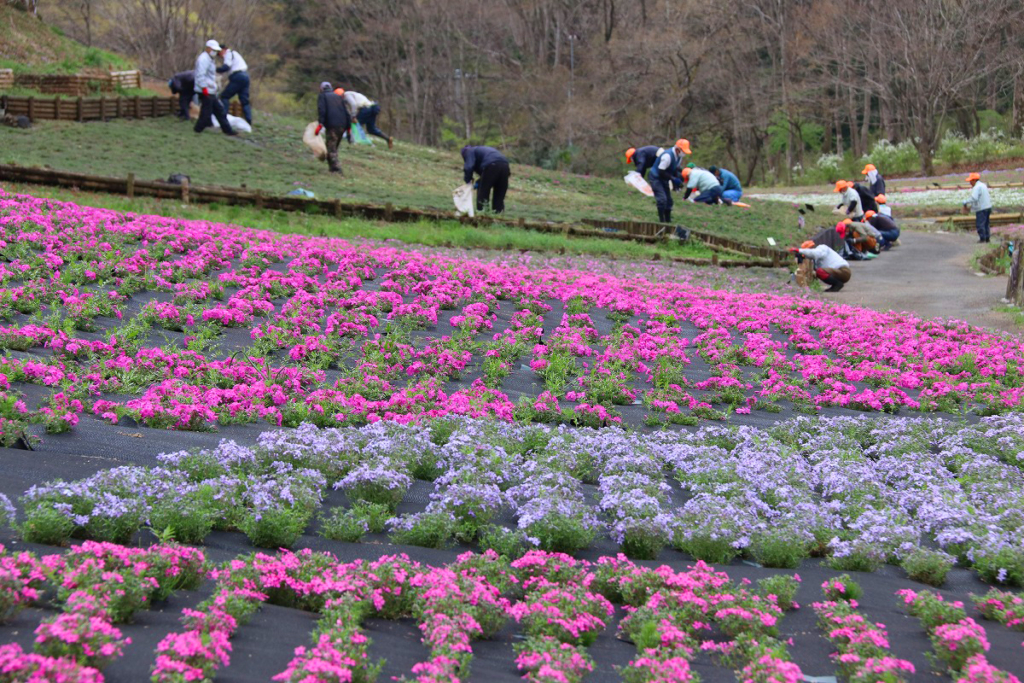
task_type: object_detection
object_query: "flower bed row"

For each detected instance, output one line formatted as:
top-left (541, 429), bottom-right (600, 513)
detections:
top-left (0, 190), bottom-right (1023, 439)
top-left (8, 413), bottom-right (1024, 583)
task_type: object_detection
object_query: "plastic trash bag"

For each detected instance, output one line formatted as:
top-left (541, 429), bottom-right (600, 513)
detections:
top-left (350, 121), bottom-right (373, 145)
top-left (624, 171), bottom-right (654, 197)
top-left (453, 183), bottom-right (475, 217)
top-left (303, 122), bottom-right (327, 161)
top-left (210, 113), bottom-right (252, 133)
top-left (287, 188), bottom-right (315, 198)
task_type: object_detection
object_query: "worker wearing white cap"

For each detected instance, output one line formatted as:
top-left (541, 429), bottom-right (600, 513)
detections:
top-left (193, 39), bottom-right (235, 135)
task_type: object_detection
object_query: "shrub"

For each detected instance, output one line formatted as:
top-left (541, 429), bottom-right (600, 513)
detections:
top-left (757, 574), bottom-right (801, 611)
top-left (749, 531), bottom-right (808, 569)
top-left (901, 548), bottom-right (954, 587)
top-left (318, 507), bottom-right (368, 543)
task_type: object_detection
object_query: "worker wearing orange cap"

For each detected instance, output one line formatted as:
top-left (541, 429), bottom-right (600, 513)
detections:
top-left (864, 209), bottom-right (900, 250)
top-left (649, 141), bottom-right (689, 223)
top-left (963, 172), bottom-right (992, 242)
top-left (833, 180), bottom-right (864, 221)
top-left (861, 163), bottom-right (886, 197)
top-left (625, 145), bottom-right (661, 178)
top-left (874, 194), bottom-right (892, 219)
top-left (791, 239), bottom-right (851, 292)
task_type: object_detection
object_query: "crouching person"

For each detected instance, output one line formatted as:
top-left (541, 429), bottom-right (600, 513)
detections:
top-left (795, 239), bottom-right (851, 292)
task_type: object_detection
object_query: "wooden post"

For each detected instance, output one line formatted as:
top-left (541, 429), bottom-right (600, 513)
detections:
top-left (134, 96), bottom-right (140, 118)
top-left (99, 96), bottom-right (105, 120)
top-left (126, 173), bottom-right (135, 199)
top-left (333, 199), bottom-right (342, 218)
top-left (27, 97), bottom-right (34, 122)
top-left (384, 202), bottom-right (394, 221)
top-left (151, 96), bottom-right (158, 118)
top-left (76, 96), bottom-right (83, 122)
top-left (772, 251), bottom-right (780, 268)
top-left (53, 95), bottom-right (61, 121)
top-left (180, 177), bottom-right (189, 204)
top-left (712, 253), bottom-right (719, 267)
top-left (518, 218), bottom-right (525, 230)
top-left (255, 190), bottom-right (264, 210)
top-left (1007, 244), bottom-right (1023, 303)
top-left (116, 97), bottom-right (122, 118)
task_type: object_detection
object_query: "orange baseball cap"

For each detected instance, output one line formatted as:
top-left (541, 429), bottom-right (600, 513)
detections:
top-left (625, 148), bottom-right (636, 164)
top-left (800, 240), bottom-right (815, 249)
top-left (875, 194), bottom-right (887, 204)
top-left (843, 218), bottom-right (853, 224)
top-left (334, 88), bottom-right (345, 96)
top-left (676, 139), bottom-right (692, 155)
top-left (834, 180), bottom-right (847, 192)
top-left (966, 172), bottom-right (981, 182)
top-left (861, 163), bottom-right (876, 174)
top-left (864, 210), bottom-right (876, 220)
top-left (682, 167), bottom-right (692, 178)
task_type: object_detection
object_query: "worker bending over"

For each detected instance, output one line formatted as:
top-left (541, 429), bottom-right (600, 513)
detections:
top-left (864, 210), bottom-right (900, 250)
top-left (794, 240), bottom-right (851, 292)
top-left (462, 145), bottom-right (511, 214)
top-left (834, 180), bottom-right (863, 220)
top-left (683, 167), bottom-right (726, 205)
top-left (625, 146), bottom-right (661, 178)
top-left (339, 89), bottom-right (393, 148)
top-left (711, 166), bottom-right (743, 202)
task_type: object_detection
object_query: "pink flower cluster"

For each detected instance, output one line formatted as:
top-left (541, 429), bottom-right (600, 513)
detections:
top-left (813, 600), bottom-right (915, 683)
top-left (2, 190), bottom-right (1024, 437)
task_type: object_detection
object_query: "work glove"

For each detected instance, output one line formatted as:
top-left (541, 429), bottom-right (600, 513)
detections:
top-left (202, 87), bottom-right (209, 97)
top-left (473, 181), bottom-right (479, 190)
top-left (315, 125), bottom-right (323, 136)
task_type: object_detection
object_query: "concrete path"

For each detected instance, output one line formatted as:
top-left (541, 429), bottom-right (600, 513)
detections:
top-left (835, 228), bottom-right (1019, 335)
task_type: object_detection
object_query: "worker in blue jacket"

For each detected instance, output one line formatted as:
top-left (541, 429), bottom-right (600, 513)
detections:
top-left (710, 166), bottom-right (743, 202)
top-left (462, 146), bottom-right (511, 214)
top-left (649, 139), bottom-right (690, 223)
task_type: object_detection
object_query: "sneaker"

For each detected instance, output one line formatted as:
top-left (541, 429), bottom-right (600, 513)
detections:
top-left (825, 282), bottom-right (844, 292)
top-left (388, 137), bottom-right (394, 149)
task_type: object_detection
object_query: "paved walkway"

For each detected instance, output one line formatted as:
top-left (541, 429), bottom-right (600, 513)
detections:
top-left (836, 228), bottom-right (1018, 335)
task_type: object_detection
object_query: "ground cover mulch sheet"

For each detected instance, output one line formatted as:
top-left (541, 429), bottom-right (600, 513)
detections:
top-left (1, 189), bottom-right (1023, 682)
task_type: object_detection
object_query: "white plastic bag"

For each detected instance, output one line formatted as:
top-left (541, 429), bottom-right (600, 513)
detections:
top-left (624, 171), bottom-right (654, 197)
top-left (453, 183), bottom-right (475, 217)
top-left (211, 113), bottom-right (252, 133)
top-left (303, 122), bottom-right (327, 161)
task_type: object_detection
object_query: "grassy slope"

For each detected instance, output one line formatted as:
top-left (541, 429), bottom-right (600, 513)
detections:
top-left (0, 5), bottom-right (132, 73)
top-left (0, 113), bottom-right (805, 248)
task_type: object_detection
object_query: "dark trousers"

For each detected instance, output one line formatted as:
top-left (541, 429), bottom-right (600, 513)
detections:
top-left (651, 177), bottom-right (673, 218)
top-left (876, 228), bottom-right (900, 246)
top-left (194, 93), bottom-right (234, 134)
top-left (694, 185), bottom-right (724, 204)
top-left (325, 127), bottom-right (344, 172)
top-left (477, 161), bottom-right (510, 213)
top-left (219, 71), bottom-right (251, 124)
top-left (177, 92), bottom-right (192, 119)
top-left (976, 209), bottom-right (991, 241)
top-left (356, 104), bottom-right (389, 141)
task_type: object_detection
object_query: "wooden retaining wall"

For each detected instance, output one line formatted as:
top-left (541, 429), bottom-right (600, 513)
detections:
top-left (0, 70), bottom-right (142, 96)
top-left (1, 94), bottom-right (178, 122)
top-left (0, 164), bottom-right (789, 269)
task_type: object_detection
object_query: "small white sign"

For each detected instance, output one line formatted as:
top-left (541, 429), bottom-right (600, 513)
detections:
top-left (766, 237), bottom-right (777, 246)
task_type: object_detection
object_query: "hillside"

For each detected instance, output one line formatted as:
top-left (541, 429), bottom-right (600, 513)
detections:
top-left (0, 4), bottom-right (131, 73)
top-left (0, 113), bottom-right (805, 247)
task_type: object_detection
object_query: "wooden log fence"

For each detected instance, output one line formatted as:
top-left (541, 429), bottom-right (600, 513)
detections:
top-left (0, 163), bottom-right (790, 268)
top-left (1, 94), bottom-right (177, 122)
top-left (581, 218), bottom-right (786, 260)
top-left (0, 70), bottom-right (143, 97)
top-left (931, 212), bottom-right (1024, 230)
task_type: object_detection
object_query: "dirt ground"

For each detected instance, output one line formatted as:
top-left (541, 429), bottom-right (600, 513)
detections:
top-left (834, 224), bottom-right (1019, 335)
